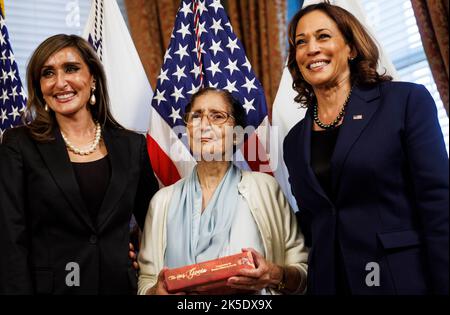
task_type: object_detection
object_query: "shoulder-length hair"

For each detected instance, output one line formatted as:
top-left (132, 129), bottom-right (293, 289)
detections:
top-left (23, 34), bottom-right (123, 142)
top-left (287, 1), bottom-right (392, 107)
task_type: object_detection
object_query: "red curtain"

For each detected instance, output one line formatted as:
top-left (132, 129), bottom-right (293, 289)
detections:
top-left (227, 0), bottom-right (287, 119)
top-left (411, 0), bottom-right (449, 115)
top-left (124, 0), bottom-right (179, 89)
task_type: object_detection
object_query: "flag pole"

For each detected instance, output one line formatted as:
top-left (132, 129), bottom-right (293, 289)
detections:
top-left (0, 0), bottom-right (4, 17)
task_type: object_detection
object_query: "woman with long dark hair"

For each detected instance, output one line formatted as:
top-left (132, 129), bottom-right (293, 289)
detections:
top-left (0, 34), bottom-right (159, 294)
top-left (284, 2), bottom-right (448, 294)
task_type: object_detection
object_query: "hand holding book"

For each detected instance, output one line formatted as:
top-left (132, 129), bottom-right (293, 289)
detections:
top-left (163, 251), bottom-right (257, 294)
top-left (148, 248), bottom-right (303, 295)
top-left (146, 267), bottom-right (187, 295)
top-left (227, 248), bottom-right (285, 292)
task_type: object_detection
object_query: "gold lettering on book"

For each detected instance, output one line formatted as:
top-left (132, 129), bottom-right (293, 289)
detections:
top-left (212, 262), bottom-right (237, 272)
top-left (168, 267), bottom-right (208, 281)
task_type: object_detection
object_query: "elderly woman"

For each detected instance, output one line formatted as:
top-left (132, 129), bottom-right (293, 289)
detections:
top-left (0, 34), bottom-right (159, 294)
top-left (284, 2), bottom-right (448, 295)
top-left (138, 87), bottom-right (308, 295)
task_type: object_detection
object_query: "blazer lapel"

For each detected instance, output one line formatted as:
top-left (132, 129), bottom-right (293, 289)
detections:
top-left (301, 111), bottom-right (334, 206)
top-left (331, 84), bottom-right (381, 194)
top-left (96, 128), bottom-right (129, 232)
top-left (36, 129), bottom-right (95, 232)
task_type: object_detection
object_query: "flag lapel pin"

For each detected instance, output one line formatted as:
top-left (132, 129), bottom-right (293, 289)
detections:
top-left (353, 114), bottom-right (363, 120)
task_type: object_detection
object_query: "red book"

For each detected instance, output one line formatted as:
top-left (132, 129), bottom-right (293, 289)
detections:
top-left (164, 251), bottom-right (256, 294)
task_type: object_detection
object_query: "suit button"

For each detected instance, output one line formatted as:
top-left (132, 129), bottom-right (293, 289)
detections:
top-left (89, 235), bottom-right (98, 244)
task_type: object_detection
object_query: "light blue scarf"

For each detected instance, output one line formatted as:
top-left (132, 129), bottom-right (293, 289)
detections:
top-left (165, 164), bottom-right (242, 268)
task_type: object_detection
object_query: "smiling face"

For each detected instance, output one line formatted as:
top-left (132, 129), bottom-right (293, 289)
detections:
top-left (187, 91), bottom-right (236, 162)
top-left (294, 10), bottom-right (354, 89)
top-left (40, 46), bottom-right (95, 120)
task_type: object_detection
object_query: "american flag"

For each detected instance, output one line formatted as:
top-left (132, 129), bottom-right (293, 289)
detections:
top-left (0, 8), bottom-right (26, 139)
top-left (148, 0), bottom-right (272, 186)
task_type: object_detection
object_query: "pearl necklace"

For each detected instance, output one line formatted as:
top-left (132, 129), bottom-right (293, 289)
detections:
top-left (61, 122), bottom-right (102, 156)
top-left (313, 86), bottom-right (353, 130)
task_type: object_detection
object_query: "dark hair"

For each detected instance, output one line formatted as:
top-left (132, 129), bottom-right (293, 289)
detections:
top-left (184, 87), bottom-right (247, 128)
top-left (23, 34), bottom-right (123, 142)
top-left (287, 1), bottom-right (392, 107)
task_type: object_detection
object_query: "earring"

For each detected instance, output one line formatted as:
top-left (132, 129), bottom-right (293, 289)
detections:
top-left (89, 87), bottom-right (96, 105)
top-left (349, 56), bottom-right (355, 61)
top-left (44, 104), bottom-right (49, 112)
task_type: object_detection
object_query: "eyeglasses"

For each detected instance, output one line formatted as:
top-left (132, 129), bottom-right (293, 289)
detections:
top-left (183, 110), bottom-right (234, 125)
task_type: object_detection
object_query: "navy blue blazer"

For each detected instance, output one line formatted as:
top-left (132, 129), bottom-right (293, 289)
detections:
top-left (284, 81), bottom-right (449, 295)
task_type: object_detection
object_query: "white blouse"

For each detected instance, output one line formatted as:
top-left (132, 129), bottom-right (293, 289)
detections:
top-left (220, 194), bottom-right (269, 295)
top-left (220, 194), bottom-right (265, 257)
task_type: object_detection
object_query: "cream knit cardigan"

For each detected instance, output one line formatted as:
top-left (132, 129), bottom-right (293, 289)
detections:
top-left (137, 171), bottom-right (309, 295)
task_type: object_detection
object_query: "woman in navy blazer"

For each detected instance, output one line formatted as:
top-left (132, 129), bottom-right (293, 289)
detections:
top-left (0, 35), bottom-right (159, 294)
top-left (284, 3), bottom-right (448, 294)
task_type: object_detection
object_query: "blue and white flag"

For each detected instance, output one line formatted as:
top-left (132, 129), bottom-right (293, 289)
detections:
top-left (83, 0), bottom-right (153, 134)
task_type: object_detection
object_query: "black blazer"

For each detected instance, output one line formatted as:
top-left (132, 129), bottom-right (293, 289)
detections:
top-left (0, 125), bottom-right (159, 294)
top-left (284, 82), bottom-right (449, 295)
